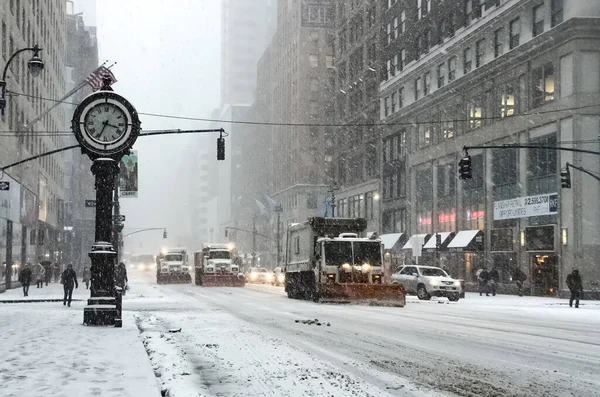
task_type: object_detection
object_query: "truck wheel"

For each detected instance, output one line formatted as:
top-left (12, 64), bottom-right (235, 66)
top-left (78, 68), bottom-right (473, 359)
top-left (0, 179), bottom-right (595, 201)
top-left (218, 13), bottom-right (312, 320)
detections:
top-left (417, 285), bottom-right (431, 300)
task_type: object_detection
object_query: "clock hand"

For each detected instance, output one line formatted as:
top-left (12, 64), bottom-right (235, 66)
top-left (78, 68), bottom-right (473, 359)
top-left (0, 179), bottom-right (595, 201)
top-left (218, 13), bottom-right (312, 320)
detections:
top-left (99, 120), bottom-right (108, 138)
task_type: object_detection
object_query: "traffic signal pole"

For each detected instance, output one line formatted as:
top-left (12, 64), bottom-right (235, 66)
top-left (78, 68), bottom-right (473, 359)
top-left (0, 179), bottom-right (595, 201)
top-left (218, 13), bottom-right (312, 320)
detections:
top-left (565, 162), bottom-right (600, 183)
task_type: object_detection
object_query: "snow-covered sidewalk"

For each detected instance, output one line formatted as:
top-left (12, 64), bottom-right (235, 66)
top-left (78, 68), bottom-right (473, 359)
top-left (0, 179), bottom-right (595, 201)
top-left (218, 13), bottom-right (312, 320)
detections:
top-left (0, 280), bottom-right (89, 302)
top-left (0, 299), bottom-right (160, 397)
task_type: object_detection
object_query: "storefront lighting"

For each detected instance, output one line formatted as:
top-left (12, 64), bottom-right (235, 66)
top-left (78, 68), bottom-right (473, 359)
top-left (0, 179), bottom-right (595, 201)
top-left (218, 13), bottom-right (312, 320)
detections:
top-left (520, 231), bottom-right (525, 247)
top-left (561, 228), bottom-right (568, 246)
top-left (373, 193), bottom-right (380, 201)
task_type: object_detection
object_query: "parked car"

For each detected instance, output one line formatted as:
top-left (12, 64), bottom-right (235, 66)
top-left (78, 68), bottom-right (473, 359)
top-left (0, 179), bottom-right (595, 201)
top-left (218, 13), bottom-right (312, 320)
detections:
top-left (272, 267), bottom-right (285, 286)
top-left (245, 267), bottom-right (273, 284)
top-left (391, 265), bottom-right (462, 301)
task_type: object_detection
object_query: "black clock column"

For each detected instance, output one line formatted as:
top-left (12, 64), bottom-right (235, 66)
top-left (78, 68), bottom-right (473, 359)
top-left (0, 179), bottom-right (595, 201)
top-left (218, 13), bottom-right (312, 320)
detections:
top-left (83, 158), bottom-right (121, 326)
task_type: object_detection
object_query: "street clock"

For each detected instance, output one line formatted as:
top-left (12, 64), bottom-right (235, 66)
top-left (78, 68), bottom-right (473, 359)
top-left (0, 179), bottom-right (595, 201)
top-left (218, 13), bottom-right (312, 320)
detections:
top-left (72, 90), bottom-right (141, 159)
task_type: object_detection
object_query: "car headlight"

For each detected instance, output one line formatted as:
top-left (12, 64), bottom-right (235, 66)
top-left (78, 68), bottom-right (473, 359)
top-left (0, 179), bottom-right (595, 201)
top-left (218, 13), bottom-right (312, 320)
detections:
top-left (266, 274), bottom-right (274, 281)
top-left (341, 263), bottom-right (351, 271)
top-left (250, 273), bottom-right (258, 280)
top-left (361, 263), bottom-right (371, 272)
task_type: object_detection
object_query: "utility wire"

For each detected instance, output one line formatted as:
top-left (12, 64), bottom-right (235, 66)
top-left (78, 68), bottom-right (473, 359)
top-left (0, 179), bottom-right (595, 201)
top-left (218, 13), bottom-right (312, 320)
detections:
top-left (7, 90), bottom-right (600, 128)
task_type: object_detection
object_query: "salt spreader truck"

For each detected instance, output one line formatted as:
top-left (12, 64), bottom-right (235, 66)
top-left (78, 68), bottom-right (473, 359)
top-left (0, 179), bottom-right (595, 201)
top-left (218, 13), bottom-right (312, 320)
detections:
top-left (284, 217), bottom-right (405, 306)
top-left (194, 243), bottom-right (245, 287)
top-left (156, 248), bottom-right (192, 284)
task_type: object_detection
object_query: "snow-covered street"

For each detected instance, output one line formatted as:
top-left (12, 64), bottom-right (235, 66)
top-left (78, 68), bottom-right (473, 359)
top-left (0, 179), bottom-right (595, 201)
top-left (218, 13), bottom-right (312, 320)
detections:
top-left (128, 270), bottom-right (600, 397)
top-left (2, 270), bottom-right (600, 397)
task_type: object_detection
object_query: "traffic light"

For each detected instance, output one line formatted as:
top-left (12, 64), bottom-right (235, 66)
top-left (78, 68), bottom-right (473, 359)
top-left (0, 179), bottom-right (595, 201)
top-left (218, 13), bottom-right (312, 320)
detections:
top-left (163, 229), bottom-right (167, 239)
top-left (458, 155), bottom-right (472, 180)
top-left (225, 229), bottom-right (228, 237)
top-left (560, 167), bottom-right (571, 189)
top-left (436, 233), bottom-right (442, 249)
top-left (217, 137), bottom-right (225, 161)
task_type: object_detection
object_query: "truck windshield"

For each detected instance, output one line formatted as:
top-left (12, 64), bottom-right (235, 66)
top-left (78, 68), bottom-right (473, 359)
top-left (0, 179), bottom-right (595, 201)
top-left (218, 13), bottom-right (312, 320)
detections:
top-left (324, 241), bottom-right (353, 267)
top-left (352, 242), bottom-right (382, 267)
top-left (165, 254), bottom-right (182, 262)
top-left (209, 251), bottom-right (231, 260)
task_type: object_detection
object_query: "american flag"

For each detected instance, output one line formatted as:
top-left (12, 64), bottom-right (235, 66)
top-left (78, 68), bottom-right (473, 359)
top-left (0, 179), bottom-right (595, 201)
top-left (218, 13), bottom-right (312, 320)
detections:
top-left (84, 65), bottom-right (117, 91)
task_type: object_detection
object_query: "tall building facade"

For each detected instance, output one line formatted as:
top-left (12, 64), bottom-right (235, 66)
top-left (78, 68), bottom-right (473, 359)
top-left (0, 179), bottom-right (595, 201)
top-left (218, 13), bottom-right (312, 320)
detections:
top-left (333, 0), bottom-right (384, 233)
top-left (378, 0), bottom-right (600, 297)
top-left (64, 6), bottom-right (98, 269)
top-left (1, 0), bottom-right (70, 290)
top-left (220, 0), bottom-right (276, 107)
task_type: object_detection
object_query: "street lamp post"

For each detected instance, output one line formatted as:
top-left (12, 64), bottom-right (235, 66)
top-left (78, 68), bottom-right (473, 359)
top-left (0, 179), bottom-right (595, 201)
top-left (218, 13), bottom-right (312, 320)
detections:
top-left (0, 45), bottom-right (44, 116)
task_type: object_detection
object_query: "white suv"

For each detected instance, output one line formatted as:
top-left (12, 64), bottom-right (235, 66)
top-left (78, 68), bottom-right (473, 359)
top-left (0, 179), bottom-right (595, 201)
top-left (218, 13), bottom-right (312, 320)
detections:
top-left (392, 265), bottom-right (462, 301)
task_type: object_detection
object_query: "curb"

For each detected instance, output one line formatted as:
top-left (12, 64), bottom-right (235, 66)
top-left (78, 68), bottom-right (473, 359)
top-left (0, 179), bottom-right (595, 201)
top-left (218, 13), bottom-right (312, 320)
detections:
top-left (0, 299), bottom-right (85, 304)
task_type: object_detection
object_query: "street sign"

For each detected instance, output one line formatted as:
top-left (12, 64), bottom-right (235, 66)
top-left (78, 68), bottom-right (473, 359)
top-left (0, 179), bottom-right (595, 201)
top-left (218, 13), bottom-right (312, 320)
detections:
top-left (85, 200), bottom-right (97, 208)
top-left (115, 215), bottom-right (126, 222)
top-left (0, 181), bottom-right (10, 190)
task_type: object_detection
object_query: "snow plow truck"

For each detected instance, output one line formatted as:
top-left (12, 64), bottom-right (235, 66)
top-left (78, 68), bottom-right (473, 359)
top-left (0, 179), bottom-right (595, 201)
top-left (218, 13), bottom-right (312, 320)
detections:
top-left (284, 217), bottom-right (405, 306)
top-left (156, 248), bottom-right (192, 284)
top-left (194, 243), bottom-right (245, 287)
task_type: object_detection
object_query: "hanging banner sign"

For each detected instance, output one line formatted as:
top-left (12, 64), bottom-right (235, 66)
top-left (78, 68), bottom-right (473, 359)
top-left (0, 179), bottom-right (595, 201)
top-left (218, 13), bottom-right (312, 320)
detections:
top-left (119, 151), bottom-right (138, 198)
top-left (493, 193), bottom-right (558, 220)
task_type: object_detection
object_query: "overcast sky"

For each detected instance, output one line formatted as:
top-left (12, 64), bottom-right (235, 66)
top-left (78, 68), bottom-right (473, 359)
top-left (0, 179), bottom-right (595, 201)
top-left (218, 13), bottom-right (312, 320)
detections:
top-left (95, 0), bottom-right (221, 254)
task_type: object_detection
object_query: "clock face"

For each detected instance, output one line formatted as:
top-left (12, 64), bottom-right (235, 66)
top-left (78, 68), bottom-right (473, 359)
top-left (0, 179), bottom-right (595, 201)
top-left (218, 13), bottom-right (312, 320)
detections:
top-left (72, 91), bottom-right (141, 158)
top-left (84, 102), bottom-right (128, 144)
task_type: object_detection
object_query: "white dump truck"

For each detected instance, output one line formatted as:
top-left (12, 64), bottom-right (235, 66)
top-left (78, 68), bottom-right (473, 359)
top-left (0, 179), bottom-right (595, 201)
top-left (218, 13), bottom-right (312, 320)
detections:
top-left (194, 243), bottom-right (244, 287)
top-left (156, 247), bottom-right (191, 284)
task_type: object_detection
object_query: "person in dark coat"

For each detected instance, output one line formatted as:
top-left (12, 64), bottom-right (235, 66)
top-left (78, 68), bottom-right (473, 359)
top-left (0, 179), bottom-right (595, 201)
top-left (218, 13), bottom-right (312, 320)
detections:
top-left (19, 264), bottom-right (33, 297)
top-left (477, 268), bottom-right (490, 296)
top-left (115, 262), bottom-right (128, 295)
top-left (513, 268), bottom-right (527, 297)
top-left (566, 268), bottom-right (583, 308)
top-left (61, 264), bottom-right (78, 307)
top-left (43, 261), bottom-right (52, 286)
top-left (82, 266), bottom-right (91, 290)
top-left (489, 267), bottom-right (500, 296)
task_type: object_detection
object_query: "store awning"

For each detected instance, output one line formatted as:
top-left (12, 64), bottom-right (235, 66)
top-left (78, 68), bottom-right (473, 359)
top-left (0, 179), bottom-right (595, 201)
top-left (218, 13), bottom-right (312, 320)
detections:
top-left (423, 232), bottom-right (454, 251)
top-left (447, 230), bottom-right (484, 252)
top-left (379, 233), bottom-right (407, 252)
top-left (402, 234), bottom-right (431, 250)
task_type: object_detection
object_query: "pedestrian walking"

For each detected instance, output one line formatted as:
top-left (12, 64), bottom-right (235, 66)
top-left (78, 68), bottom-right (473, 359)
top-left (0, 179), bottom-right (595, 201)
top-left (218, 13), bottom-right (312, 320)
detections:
top-left (477, 268), bottom-right (490, 296)
top-left (513, 268), bottom-right (527, 297)
top-left (53, 264), bottom-right (60, 283)
top-left (19, 264), bottom-right (33, 297)
top-left (566, 268), bottom-right (583, 308)
top-left (82, 266), bottom-right (91, 290)
top-left (42, 261), bottom-right (52, 286)
top-left (61, 264), bottom-right (78, 307)
top-left (489, 266), bottom-right (500, 296)
top-left (115, 262), bottom-right (128, 296)
top-left (35, 262), bottom-right (45, 288)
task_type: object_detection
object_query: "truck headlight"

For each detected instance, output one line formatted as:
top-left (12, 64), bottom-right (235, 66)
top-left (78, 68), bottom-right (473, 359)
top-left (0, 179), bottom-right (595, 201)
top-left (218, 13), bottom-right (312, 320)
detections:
top-left (361, 263), bottom-right (371, 272)
top-left (341, 263), bottom-right (351, 271)
top-left (250, 273), bottom-right (258, 280)
top-left (266, 273), bottom-right (273, 281)
top-left (277, 274), bottom-right (285, 283)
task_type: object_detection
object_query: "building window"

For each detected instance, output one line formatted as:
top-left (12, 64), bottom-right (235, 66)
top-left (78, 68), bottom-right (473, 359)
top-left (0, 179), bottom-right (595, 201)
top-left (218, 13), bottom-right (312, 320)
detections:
top-left (437, 63), bottom-right (445, 88)
top-left (393, 54), bottom-right (399, 75)
top-left (398, 87), bottom-right (405, 108)
top-left (533, 4), bottom-right (545, 37)
top-left (387, 23), bottom-right (392, 45)
top-left (494, 28), bottom-right (504, 58)
top-left (463, 47), bottom-right (473, 74)
top-left (391, 91), bottom-right (397, 113)
top-left (419, 123), bottom-right (432, 146)
top-left (551, 0), bottom-right (563, 27)
top-left (475, 39), bottom-right (486, 68)
top-left (468, 99), bottom-right (483, 129)
top-left (465, 0), bottom-right (482, 24)
top-left (400, 10), bottom-right (406, 33)
top-left (393, 17), bottom-right (399, 40)
top-left (398, 49), bottom-right (406, 71)
top-left (424, 72), bottom-right (431, 95)
top-left (448, 57), bottom-right (457, 81)
top-left (418, 0), bottom-right (424, 19)
top-left (499, 85), bottom-right (516, 118)
top-left (415, 77), bottom-right (422, 100)
top-left (532, 63), bottom-right (555, 107)
top-left (442, 118), bottom-right (455, 139)
top-left (509, 18), bottom-right (520, 49)
top-left (384, 96), bottom-right (391, 117)
top-left (387, 59), bottom-right (393, 79)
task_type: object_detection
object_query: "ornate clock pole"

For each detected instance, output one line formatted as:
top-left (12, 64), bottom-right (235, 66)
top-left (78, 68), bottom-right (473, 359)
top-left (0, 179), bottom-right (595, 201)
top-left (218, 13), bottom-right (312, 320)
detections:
top-left (71, 77), bottom-right (141, 327)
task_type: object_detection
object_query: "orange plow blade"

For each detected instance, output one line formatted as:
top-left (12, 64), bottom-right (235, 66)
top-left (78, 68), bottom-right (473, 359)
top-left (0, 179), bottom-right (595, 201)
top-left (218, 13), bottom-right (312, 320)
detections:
top-left (201, 275), bottom-right (245, 287)
top-left (318, 283), bottom-right (405, 307)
